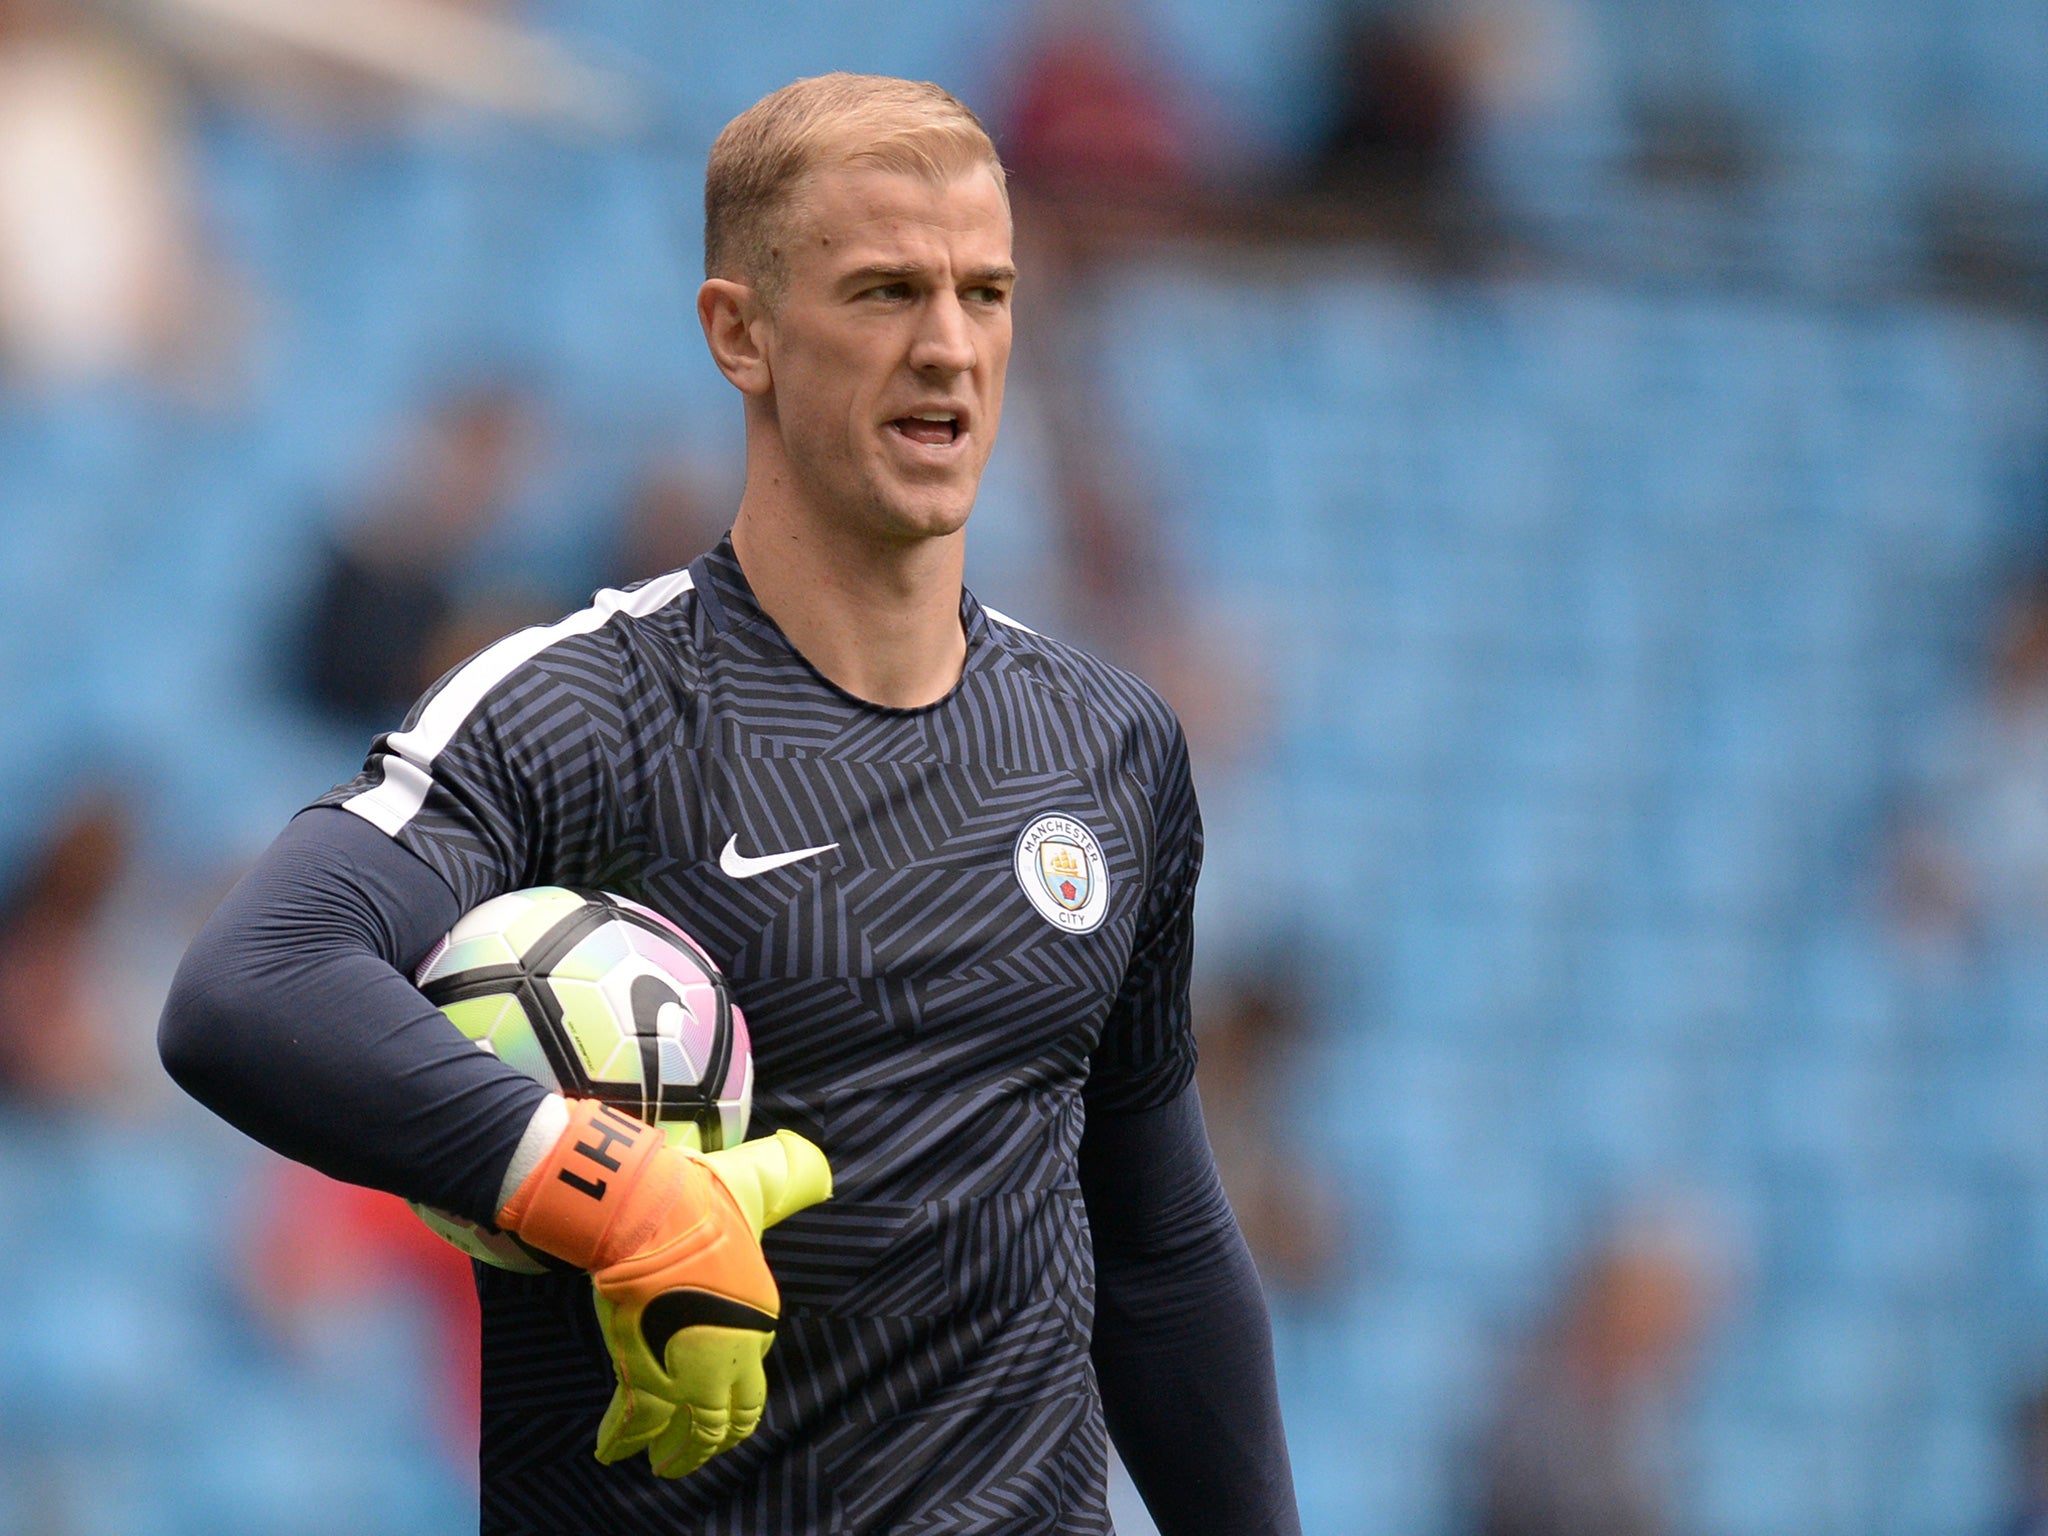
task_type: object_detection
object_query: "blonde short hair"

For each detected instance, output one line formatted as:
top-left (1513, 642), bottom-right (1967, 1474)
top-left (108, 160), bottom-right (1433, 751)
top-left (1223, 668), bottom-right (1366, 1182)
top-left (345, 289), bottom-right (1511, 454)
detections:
top-left (705, 73), bottom-right (1007, 303)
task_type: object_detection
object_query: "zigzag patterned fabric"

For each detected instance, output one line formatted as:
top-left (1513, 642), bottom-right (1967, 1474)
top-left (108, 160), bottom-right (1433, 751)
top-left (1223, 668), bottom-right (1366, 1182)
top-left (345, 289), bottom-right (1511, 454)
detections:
top-left (318, 540), bottom-right (1202, 1534)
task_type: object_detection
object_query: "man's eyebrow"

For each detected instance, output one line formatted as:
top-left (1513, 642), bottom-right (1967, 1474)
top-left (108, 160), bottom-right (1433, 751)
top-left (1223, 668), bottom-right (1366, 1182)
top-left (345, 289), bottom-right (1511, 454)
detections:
top-left (840, 263), bottom-right (922, 286)
top-left (838, 262), bottom-right (1018, 288)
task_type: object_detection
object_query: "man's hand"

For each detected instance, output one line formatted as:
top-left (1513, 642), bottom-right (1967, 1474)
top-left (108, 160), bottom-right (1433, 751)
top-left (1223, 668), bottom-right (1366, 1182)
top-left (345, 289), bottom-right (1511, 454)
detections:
top-left (497, 1099), bottom-right (832, 1476)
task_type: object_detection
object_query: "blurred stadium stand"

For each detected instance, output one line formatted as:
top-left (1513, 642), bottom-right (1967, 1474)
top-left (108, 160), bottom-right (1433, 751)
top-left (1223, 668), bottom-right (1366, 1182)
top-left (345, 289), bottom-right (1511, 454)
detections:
top-left (1104, 263), bottom-right (2048, 1534)
top-left (5, 0), bottom-right (2048, 1532)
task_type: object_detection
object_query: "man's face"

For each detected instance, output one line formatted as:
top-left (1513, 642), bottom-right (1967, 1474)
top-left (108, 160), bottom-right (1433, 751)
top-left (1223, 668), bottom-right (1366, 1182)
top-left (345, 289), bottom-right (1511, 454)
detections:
top-left (755, 162), bottom-right (1014, 545)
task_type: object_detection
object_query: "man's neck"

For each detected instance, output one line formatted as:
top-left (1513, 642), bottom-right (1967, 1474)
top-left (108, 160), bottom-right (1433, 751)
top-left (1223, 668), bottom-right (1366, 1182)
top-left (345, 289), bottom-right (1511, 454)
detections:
top-left (728, 490), bottom-right (969, 711)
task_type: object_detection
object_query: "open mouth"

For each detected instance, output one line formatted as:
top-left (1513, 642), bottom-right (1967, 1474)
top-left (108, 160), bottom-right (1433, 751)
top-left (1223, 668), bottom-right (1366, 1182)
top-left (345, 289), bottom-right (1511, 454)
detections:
top-left (888, 412), bottom-right (961, 447)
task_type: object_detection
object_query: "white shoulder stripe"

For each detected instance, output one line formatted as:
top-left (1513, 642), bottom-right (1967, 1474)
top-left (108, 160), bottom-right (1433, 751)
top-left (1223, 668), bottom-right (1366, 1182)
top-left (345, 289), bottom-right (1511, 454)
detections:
top-left (342, 568), bottom-right (696, 837)
top-left (981, 604), bottom-right (1037, 634)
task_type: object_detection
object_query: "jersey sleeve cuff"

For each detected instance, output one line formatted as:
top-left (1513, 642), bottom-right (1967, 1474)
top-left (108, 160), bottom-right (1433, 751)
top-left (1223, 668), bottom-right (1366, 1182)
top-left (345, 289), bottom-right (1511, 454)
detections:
top-left (496, 1092), bottom-right (570, 1214)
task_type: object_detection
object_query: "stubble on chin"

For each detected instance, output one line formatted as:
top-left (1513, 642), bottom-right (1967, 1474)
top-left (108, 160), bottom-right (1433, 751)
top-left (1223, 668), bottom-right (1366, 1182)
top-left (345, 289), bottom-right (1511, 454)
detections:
top-left (846, 438), bottom-right (986, 546)
top-left (851, 481), bottom-right (977, 549)
top-left (773, 409), bottom-right (988, 549)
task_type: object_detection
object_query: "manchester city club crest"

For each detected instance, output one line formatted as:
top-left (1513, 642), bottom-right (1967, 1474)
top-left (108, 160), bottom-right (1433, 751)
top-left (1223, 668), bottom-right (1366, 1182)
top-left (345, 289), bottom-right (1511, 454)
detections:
top-left (1014, 813), bottom-right (1110, 933)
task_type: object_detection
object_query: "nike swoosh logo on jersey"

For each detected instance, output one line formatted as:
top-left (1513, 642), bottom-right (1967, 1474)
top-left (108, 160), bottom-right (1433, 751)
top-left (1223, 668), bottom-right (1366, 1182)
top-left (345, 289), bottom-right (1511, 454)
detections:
top-left (718, 834), bottom-right (839, 879)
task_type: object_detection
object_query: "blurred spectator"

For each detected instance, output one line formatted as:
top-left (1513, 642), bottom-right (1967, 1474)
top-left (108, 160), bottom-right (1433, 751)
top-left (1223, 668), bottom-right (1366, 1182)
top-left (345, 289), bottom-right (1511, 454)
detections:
top-left (0, 0), bottom-right (631, 397)
top-left (1062, 461), bottom-right (1263, 768)
top-left (1195, 970), bottom-right (1343, 1293)
top-left (0, 0), bottom-right (234, 392)
top-left (1294, 2), bottom-right (1496, 257)
top-left (1000, 0), bottom-right (1202, 206)
top-left (296, 381), bottom-right (550, 729)
top-left (2003, 1378), bottom-right (2048, 1536)
top-left (1023, 408), bottom-right (1263, 766)
top-left (248, 1160), bottom-right (482, 1470)
top-left (0, 0), bottom-right (635, 384)
top-left (1883, 799), bottom-right (1975, 960)
top-left (1628, 94), bottom-right (1758, 188)
top-left (1884, 574), bottom-right (2048, 956)
top-left (1921, 180), bottom-right (2048, 312)
top-left (1308, 7), bottom-right (1474, 199)
top-left (608, 457), bottom-right (731, 587)
top-left (140, 0), bottom-right (636, 134)
top-left (999, 219), bottom-right (1266, 772)
top-left (1472, 1211), bottom-right (1723, 1536)
top-left (0, 789), bottom-right (131, 1106)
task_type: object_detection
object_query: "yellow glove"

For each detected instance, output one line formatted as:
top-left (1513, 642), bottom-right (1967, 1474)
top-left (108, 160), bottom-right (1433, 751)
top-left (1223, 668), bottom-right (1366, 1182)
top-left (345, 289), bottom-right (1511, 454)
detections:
top-left (497, 1099), bottom-right (831, 1476)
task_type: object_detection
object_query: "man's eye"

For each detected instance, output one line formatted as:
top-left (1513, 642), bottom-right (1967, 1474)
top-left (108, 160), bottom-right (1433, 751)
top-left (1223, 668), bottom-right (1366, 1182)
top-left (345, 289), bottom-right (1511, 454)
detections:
top-left (867, 282), bottom-right (911, 301)
top-left (966, 286), bottom-right (1008, 305)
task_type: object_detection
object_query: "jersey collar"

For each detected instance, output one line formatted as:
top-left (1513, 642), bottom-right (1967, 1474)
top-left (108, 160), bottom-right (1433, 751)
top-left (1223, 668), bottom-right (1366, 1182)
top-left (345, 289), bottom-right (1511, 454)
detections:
top-left (687, 538), bottom-right (995, 706)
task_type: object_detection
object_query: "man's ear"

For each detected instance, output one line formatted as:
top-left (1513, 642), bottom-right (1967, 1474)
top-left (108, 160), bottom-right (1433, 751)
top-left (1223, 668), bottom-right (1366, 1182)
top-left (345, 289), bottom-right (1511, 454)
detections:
top-left (698, 278), bottom-right (772, 396)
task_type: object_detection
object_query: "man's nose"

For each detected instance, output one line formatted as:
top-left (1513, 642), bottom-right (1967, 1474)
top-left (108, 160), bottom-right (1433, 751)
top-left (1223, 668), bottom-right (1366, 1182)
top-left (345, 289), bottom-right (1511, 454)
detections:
top-left (909, 292), bottom-right (975, 375)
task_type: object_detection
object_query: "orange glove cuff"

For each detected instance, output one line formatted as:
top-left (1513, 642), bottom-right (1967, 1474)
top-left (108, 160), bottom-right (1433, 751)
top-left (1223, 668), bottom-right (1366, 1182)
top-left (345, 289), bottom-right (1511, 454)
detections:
top-left (496, 1099), bottom-right (684, 1270)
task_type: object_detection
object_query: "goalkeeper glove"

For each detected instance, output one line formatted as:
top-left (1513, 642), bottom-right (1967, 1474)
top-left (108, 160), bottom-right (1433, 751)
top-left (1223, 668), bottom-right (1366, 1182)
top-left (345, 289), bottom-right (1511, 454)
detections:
top-left (497, 1098), bottom-right (832, 1477)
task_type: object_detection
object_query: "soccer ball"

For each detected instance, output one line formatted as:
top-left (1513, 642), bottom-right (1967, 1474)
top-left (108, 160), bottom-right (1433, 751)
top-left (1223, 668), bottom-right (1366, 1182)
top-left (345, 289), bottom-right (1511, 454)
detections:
top-left (407, 886), bottom-right (753, 1273)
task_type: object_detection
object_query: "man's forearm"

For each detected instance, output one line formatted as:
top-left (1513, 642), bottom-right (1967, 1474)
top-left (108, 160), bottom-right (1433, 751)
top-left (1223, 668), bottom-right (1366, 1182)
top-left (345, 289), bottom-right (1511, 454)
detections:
top-left (158, 806), bottom-right (546, 1221)
top-left (1081, 1087), bottom-right (1302, 1536)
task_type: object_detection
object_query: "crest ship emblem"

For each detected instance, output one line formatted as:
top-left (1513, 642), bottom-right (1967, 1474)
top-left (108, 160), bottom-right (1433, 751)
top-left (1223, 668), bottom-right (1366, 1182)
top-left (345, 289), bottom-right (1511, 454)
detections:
top-left (1038, 838), bottom-right (1091, 910)
top-left (1015, 814), bottom-right (1110, 932)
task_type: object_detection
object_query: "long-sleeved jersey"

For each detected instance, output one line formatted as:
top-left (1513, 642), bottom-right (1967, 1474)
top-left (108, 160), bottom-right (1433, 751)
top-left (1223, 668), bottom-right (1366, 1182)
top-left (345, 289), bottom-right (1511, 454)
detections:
top-left (164, 540), bottom-right (1300, 1535)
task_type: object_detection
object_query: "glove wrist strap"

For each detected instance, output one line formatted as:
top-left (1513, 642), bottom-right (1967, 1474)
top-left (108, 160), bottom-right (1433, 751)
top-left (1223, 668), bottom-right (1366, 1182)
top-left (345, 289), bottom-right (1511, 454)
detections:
top-left (496, 1098), bottom-right (671, 1269)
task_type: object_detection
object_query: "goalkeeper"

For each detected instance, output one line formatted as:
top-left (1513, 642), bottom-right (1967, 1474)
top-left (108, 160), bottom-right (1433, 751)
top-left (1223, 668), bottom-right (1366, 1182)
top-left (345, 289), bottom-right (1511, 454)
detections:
top-left (160, 71), bottom-right (1300, 1535)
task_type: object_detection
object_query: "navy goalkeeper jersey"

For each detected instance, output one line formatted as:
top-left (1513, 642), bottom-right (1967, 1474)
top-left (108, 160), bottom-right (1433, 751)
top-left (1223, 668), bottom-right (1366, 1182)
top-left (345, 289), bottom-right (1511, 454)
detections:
top-left (315, 541), bottom-right (1202, 1535)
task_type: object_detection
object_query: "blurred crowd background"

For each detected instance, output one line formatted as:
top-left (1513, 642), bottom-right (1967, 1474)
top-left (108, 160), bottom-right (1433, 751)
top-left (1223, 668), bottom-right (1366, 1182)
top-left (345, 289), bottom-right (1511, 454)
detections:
top-left (3, 0), bottom-right (2048, 1532)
